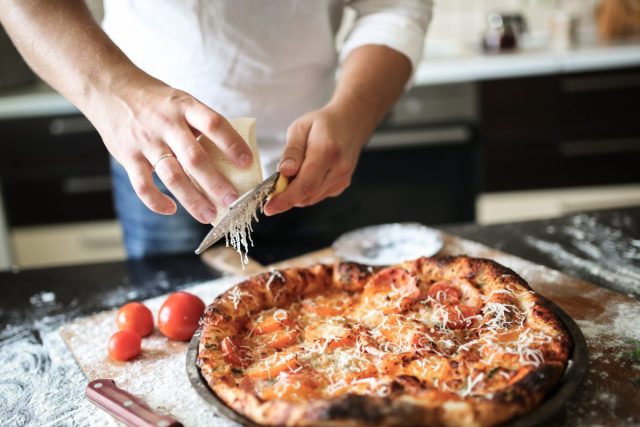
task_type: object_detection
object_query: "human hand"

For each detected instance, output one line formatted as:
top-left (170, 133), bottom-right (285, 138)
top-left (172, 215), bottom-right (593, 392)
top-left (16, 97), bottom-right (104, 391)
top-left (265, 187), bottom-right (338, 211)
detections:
top-left (264, 104), bottom-right (371, 216)
top-left (90, 77), bottom-right (253, 224)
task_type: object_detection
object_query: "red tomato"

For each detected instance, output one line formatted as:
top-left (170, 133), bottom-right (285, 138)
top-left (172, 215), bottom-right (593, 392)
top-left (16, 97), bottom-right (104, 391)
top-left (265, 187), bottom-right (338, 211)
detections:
top-left (108, 330), bottom-right (141, 361)
top-left (427, 281), bottom-right (463, 305)
top-left (157, 291), bottom-right (205, 341)
top-left (116, 302), bottom-right (154, 337)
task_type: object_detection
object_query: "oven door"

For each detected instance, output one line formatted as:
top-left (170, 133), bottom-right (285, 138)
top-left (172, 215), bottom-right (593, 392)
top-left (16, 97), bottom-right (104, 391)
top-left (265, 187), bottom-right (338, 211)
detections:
top-left (353, 123), bottom-right (476, 226)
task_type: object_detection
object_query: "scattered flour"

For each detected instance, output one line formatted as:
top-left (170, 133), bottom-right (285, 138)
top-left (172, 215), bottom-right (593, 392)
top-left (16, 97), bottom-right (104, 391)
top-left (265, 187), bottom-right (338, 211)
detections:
top-left (59, 276), bottom-right (245, 427)
top-left (525, 213), bottom-right (640, 295)
top-left (1, 276), bottom-right (245, 427)
top-left (29, 291), bottom-right (56, 306)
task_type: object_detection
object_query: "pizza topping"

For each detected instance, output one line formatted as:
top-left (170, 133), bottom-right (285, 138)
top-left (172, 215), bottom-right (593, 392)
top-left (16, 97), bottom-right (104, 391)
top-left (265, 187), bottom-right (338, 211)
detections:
top-left (363, 267), bottom-right (420, 314)
top-left (422, 280), bottom-right (484, 330)
top-left (248, 308), bottom-right (297, 335)
top-left (459, 372), bottom-right (485, 397)
top-left (228, 286), bottom-right (253, 310)
top-left (221, 337), bottom-right (250, 368)
top-left (271, 328), bottom-right (300, 348)
top-left (199, 256), bottom-right (571, 425)
top-left (245, 352), bottom-right (299, 380)
top-left (481, 301), bottom-right (526, 330)
top-left (259, 370), bottom-right (321, 401)
top-left (265, 269), bottom-right (285, 293)
top-left (302, 294), bottom-right (353, 316)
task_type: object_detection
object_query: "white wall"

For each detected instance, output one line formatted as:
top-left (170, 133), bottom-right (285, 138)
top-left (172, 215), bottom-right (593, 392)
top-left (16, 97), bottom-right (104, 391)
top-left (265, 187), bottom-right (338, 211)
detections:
top-left (426, 0), bottom-right (601, 55)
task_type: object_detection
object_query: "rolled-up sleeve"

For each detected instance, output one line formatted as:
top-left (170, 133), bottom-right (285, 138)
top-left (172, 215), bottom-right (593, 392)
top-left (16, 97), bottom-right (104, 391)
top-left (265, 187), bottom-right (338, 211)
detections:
top-left (340, 0), bottom-right (432, 81)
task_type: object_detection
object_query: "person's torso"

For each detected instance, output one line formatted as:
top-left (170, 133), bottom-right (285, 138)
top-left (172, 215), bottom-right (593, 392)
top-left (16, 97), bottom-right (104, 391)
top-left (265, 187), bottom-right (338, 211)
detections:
top-left (102, 0), bottom-right (343, 171)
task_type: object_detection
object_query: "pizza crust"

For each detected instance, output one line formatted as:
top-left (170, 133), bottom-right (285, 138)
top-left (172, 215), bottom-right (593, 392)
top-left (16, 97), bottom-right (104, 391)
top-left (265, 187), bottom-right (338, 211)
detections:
top-left (197, 256), bottom-right (571, 427)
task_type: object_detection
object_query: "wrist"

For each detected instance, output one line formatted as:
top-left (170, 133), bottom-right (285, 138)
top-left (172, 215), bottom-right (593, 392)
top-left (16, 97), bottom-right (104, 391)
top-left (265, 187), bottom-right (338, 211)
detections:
top-left (82, 62), bottom-right (157, 114)
top-left (324, 96), bottom-right (379, 149)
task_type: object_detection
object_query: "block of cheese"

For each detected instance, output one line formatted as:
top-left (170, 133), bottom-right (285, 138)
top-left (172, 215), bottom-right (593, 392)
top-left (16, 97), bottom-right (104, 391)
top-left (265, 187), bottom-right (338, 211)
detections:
top-left (196, 117), bottom-right (263, 226)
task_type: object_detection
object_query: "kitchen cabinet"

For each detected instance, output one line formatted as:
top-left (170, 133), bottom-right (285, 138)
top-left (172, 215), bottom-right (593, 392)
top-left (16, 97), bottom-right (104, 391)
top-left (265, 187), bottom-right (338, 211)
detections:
top-left (0, 113), bottom-right (115, 226)
top-left (11, 220), bottom-right (125, 268)
top-left (478, 65), bottom-right (640, 193)
top-left (0, 112), bottom-right (121, 269)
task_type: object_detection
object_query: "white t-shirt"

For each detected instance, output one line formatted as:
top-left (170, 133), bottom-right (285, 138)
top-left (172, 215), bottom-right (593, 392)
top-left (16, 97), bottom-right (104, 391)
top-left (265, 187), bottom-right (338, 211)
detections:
top-left (102, 0), bottom-right (432, 173)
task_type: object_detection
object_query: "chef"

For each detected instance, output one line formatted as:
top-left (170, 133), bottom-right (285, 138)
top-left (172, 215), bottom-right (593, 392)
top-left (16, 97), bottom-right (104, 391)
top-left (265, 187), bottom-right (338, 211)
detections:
top-left (0, 0), bottom-right (432, 257)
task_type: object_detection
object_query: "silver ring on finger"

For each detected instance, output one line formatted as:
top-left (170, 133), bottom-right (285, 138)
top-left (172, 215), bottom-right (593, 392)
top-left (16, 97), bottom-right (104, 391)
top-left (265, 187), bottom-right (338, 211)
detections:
top-left (152, 153), bottom-right (175, 171)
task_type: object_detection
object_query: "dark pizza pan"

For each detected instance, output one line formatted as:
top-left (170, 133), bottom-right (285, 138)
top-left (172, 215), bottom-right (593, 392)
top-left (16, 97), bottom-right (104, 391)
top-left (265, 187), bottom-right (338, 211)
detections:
top-left (186, 299), bottom-right (588, 427)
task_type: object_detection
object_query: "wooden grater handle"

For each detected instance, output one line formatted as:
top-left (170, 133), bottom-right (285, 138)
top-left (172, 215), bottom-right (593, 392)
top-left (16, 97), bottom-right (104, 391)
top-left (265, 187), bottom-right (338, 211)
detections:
top-left (85, 379), bottom-right (182, 427)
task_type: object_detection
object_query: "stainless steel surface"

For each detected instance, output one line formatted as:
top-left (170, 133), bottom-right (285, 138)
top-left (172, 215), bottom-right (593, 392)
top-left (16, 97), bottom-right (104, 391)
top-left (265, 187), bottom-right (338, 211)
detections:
top-left (194, 172), bottom-right (280, 255)
top-left (367, 126), bottom-right (471, 150)
top-left (559, 137), bottom-right (640, 157)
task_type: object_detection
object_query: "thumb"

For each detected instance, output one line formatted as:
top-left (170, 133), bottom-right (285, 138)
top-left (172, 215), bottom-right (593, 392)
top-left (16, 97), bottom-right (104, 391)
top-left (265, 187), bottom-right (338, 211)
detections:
top-left (278, 119), bottom-right (311, 177)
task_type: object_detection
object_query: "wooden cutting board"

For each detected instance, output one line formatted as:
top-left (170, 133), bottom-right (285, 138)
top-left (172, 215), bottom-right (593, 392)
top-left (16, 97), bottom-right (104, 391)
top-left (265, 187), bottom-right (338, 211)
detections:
top-left (59, 233), bottom-right (640, 427)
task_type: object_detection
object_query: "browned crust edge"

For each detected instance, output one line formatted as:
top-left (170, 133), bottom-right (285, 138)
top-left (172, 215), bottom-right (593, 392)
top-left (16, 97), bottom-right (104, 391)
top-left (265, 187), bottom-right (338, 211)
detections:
top-left (197, 256), bottom-right (572, 427)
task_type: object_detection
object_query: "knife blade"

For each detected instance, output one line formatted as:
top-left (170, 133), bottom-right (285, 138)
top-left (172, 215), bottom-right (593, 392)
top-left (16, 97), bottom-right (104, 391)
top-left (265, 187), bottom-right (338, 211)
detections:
top-left (194, 171), bottom-right (285, 255)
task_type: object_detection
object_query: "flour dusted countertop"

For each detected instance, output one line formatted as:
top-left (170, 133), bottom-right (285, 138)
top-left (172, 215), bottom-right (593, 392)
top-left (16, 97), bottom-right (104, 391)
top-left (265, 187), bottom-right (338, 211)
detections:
top-left (1, 206), bottom-right (639, 426)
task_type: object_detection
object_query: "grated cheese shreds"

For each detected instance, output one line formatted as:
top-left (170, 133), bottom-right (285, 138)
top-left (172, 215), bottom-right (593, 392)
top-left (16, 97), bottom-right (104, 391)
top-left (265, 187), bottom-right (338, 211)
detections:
top-left (224, 185), bottom-right (272, 268)
top-left (459, 373), bottom-right (485, 397)
top-left (227, 267), bottom-right (564, 405)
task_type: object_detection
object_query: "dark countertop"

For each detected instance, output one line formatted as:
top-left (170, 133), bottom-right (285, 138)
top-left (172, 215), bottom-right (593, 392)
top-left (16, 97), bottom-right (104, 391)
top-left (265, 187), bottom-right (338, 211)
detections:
top-left (1, 206), bottom-right (639, 426)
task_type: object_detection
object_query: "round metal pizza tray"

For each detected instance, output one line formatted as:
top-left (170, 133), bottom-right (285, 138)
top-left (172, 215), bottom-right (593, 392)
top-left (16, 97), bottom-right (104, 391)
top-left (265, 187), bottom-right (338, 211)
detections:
top-left (186, 299), bottom-right (588, 427)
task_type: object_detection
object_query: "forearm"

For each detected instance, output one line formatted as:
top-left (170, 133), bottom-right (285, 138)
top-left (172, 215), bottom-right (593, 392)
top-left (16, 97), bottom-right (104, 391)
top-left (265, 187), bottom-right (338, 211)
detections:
top-left (0, 0), bottom-right (151, 114)
top-left (1, 0), bottom-right (253, 224)
top-left (327, 44), bottom-right (412, 145)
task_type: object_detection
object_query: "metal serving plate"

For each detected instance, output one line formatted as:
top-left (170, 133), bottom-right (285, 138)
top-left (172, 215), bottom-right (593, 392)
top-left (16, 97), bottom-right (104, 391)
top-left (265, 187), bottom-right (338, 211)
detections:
top-left (186, 299), bottom-right (588, 427)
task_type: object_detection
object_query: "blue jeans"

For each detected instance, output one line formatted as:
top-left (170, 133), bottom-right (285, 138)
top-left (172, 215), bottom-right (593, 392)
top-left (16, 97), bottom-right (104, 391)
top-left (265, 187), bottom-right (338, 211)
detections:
top-left (111, 157), bottom-right (362, 259)
top-left (111, 158), bottom-right (208, 258)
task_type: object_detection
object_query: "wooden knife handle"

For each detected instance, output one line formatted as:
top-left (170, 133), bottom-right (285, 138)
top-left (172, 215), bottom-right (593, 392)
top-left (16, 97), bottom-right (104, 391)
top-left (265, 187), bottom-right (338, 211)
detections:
top-left (85, 379), bottom-right (182, 427)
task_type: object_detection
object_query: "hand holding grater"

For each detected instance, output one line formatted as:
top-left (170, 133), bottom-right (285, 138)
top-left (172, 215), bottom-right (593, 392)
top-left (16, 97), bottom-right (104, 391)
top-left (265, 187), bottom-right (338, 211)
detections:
top-left (194, 172), bottom-right (288, 256)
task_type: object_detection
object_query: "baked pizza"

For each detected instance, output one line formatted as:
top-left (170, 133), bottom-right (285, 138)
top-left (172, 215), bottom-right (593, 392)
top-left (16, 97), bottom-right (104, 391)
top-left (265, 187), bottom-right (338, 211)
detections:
top-left (197, 256), bottom-right (571, 426)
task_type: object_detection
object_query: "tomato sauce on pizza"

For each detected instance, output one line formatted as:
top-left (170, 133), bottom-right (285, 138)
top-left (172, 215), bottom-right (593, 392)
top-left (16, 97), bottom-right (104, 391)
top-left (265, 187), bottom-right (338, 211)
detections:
top-left (197, 256), bottom-right (571, 426)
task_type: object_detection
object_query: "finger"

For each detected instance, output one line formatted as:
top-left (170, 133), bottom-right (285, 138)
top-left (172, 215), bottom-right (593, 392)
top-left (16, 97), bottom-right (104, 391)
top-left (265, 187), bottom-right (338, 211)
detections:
top-left (302, 183), bottom-right (347, 207)
top-left (125, 159), bottom-right (177, 215)
top-left (278, 120), bottom-right (311, 177)
top-left (298, 164), bottom-right (353, 207)
top-left (184, 101), bottom-right (253, 168)
top-left (164, 126), bottom-right (239, 208)
top-left (295, 168), bottom-right (331, 207)
top-left (152, 154), bottom-right (219, 224)
top-left (264, 149), bottom-right (328, 216)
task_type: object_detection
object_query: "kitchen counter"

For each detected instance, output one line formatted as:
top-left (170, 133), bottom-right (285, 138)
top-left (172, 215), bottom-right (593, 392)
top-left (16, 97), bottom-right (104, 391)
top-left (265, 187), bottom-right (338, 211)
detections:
top-left (1, 206), bottom-right (639, 426)
top-left (1, 41), bottom-right (640, 119)
top-left (416, 40), bottom-right (640, 85)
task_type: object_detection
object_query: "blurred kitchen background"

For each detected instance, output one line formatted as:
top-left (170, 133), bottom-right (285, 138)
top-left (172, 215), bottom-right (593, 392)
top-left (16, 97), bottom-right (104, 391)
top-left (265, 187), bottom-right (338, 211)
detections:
top-left (1, 0), bottom-right (639, 270)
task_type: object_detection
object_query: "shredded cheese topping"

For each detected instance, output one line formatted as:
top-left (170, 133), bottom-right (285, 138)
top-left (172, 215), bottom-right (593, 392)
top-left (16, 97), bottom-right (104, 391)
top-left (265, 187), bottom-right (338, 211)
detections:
top-left (215, 269), bottom-right (564, 404)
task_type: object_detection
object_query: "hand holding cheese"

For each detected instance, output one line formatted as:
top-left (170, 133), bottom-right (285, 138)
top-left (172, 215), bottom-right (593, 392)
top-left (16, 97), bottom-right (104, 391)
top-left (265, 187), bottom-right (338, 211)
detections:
top-left (97, 83), bottom-right (256, 225)
top-left (195, 118), bottom-right (264, 226)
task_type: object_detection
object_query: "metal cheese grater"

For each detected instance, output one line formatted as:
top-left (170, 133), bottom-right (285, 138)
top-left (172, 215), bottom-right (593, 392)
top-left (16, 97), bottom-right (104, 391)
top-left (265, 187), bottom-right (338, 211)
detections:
top-left (194, 172), bottom-right (285, 255)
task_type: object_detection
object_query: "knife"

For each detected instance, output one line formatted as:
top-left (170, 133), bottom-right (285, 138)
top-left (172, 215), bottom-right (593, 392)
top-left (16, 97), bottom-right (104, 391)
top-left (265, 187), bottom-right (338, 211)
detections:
top-left (86, 379), bottom-right (182, 427)
top-left (194, 171), bottom-right (288, 255)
